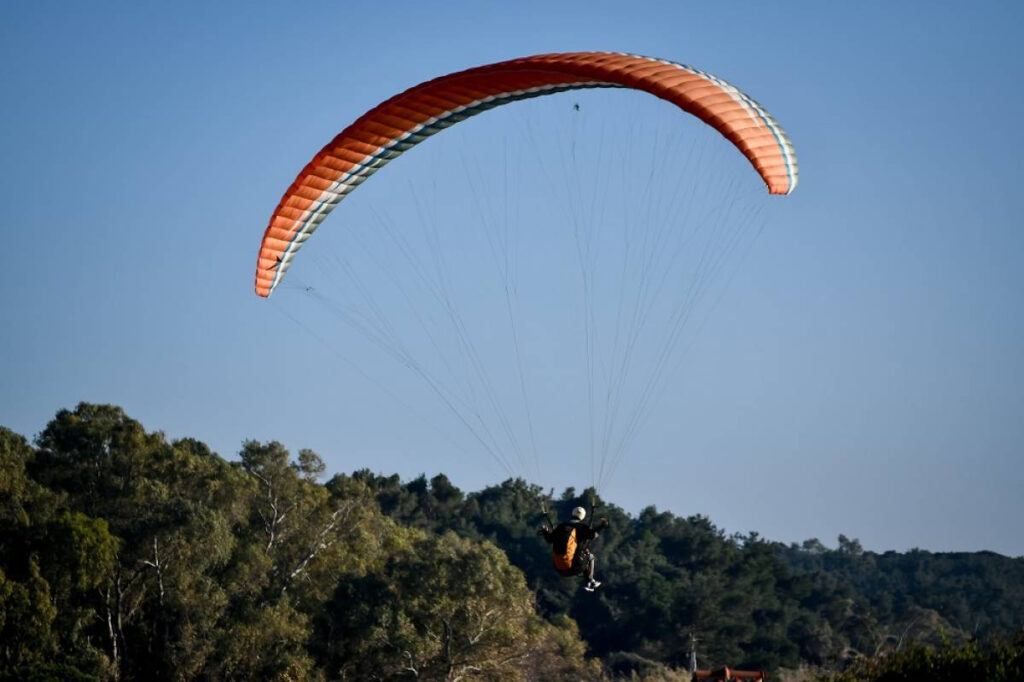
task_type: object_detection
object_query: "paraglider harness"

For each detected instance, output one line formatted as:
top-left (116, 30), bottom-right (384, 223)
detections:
top-left (540, 499), bottom-right (599, 577)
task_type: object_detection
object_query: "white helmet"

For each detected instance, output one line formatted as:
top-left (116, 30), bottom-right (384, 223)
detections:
top-left (571, 506), bottom-right (586, 521)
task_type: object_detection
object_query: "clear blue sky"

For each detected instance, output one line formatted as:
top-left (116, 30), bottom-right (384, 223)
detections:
top-left (2, 1), bottom-right (1022, 556)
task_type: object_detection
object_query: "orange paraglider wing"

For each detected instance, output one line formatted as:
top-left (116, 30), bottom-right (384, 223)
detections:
top-left (255, 52), bottom-right (798, 297)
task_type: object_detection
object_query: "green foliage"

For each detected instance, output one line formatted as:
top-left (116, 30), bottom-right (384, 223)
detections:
top-left (41, 511), bottom-right (118, 595)
top-left (2, 403), bottom-right (1022, 681)
top-left (213, 601), bottom-right (321, 681)
top-left (0, 562), bottom-right (58, 669)
top-left (0, 404), bottom-right (602, 680)
top-left (0, 662), bottom-right (99, 682)
top-left (316, 529), bottom-right (541, 680)
top-left (0, 427), bottom-right (47, 529)
top-left (823, 633), bottom-right (1024, 682)
top-left (351, 464), bottom-right (1024, 675)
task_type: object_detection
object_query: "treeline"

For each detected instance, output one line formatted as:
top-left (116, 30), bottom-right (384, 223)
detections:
top-left (1, 403), bottom-right (1022, 681)
top-left (823, 633), bottom-right (1024, 682)
top-left (348, 471), bottom-right (1024, 675)
top-left (0, 404), bottom-right (593, 681)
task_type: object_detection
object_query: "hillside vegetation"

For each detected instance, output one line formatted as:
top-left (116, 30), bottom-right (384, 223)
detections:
top-left (2, 403), bottom-right (1021, 680)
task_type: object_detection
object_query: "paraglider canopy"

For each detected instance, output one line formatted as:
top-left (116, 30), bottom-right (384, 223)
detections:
top-left (255, 51), bottom-right (798, 298)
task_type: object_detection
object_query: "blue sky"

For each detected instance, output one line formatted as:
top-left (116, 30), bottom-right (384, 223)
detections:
top-left (2, 1), bottom-right (1022, 556)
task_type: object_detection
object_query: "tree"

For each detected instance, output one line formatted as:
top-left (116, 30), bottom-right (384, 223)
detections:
top-left (318, 530), bottom-right (573, 681)
top-left (0, 562), bottom-right (58, 671)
